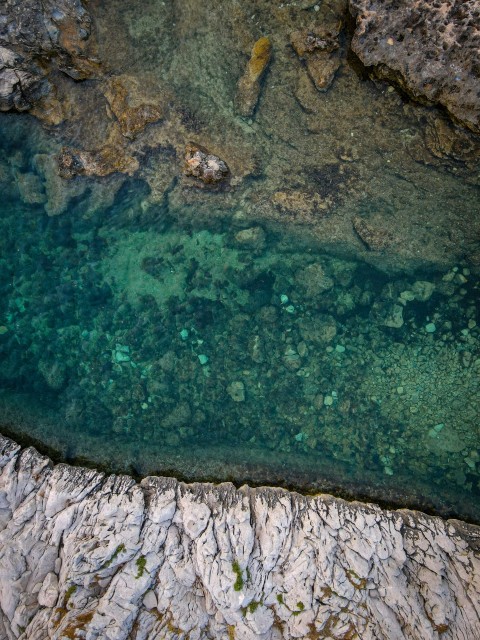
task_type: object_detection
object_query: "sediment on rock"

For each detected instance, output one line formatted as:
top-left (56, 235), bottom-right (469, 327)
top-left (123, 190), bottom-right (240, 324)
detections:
top-left (0, 434), bottom-right (479, 640)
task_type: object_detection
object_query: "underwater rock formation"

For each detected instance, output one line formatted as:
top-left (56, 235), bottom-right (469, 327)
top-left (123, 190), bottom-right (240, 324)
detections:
top-left (235, 36), bottom-right (272, 118)
top-left (0, 0), bottom-right (98, 122)
top-left (0, 434), bottom-right (479, 640)
top-left (184, 143), bottom-right (230, 185)
top-left (349, 0), bottom-right (480, 133)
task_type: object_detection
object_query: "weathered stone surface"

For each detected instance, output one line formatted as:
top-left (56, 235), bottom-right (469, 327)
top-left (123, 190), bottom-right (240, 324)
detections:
top-left (349, 0), bottom-right (480, 133)
top-left (184, 142), bottom-right (230, 185)
top-left (0, 0), bottom-right (99, 117)
top-left (104, 75), bottom-right (165, 139)
top-left (0, 434), bottom-right (479, 639)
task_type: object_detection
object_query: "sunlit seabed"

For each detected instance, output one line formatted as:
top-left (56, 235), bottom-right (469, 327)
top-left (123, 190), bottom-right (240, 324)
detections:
top-left (0, 116), bottom-right (479, 523)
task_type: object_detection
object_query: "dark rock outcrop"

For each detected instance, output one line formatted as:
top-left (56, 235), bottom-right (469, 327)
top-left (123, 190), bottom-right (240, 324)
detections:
top-left (0, 0), bottom-right (98, 119)
top-left (349, 0), bottom-right (480, 133)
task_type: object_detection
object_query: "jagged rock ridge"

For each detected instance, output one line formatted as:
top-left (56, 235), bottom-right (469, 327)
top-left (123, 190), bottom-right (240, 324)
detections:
top-left (0, 435), bottom-right (479, 639)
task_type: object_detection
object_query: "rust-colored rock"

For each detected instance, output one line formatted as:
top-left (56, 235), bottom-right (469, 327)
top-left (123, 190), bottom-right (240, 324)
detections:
top-left (58, 143), bottom-right (139, 180)
top-left (184, 143), bottom-right (230, 185)
top-left (104, 76), bottom-right (164, 139)
top-left (235, 36), bottom-right (272, 117)
top-left (290, 2), bottom-right (345, 92)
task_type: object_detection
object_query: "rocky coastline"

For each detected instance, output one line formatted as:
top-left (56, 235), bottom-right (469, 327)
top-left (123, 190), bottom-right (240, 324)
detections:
top-left (1, 1), bottom-right (480, 638)
top-left (1, 434), bottom-right (480, 640)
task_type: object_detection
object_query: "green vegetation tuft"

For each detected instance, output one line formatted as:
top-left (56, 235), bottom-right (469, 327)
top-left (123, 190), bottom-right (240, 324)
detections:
top-left (104, 543), bottom-right (126, 568)
top-left (135, 555), bottom-right (147, 578)
top-left (232, 561), bottom-right (244, 591)
top-left (64, 584), bottom-right (77, 607)
top-left (276, 593), bottom-right (284, 604)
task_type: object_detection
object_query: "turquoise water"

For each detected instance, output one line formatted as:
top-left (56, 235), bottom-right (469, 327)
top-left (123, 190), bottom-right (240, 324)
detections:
top-left (0, 113), bottom-right (479, 522)
top-left (0, 0), bottom-right (479, 522)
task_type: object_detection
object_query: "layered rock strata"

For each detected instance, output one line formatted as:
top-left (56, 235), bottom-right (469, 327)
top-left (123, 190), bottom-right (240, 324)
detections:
top-left (0, 435), bottom-right (479, 640)
top-left (349, 0), bottom-right (480, 133)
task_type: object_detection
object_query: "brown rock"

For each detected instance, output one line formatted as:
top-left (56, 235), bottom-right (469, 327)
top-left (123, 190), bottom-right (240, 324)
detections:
top-left (290, 3), bottom-right (345, 92)
top-left (58, 143), bottom-right (139, 180)
top-left (425, 116), bottom-right (480, 166)
top-left (184, 143), bottom-right (230, 185)
top-left (235, 36), bottom-right (272, 117)
top-left (104, 76), bottom-right (164, 139)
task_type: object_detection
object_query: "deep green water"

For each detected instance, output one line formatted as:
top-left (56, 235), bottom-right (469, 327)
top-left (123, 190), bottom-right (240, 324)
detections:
top-left (0, 114), bottom-right (479, 522)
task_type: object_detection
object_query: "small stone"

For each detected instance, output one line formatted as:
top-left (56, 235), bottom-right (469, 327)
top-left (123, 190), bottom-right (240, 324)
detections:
top-left (467, 319), bottom-right (476, 329)
top-left (396, 386), bottom-right (404, 394)
top-left (285, 305), bottom-right (295, 314)
top-left (115, 351), bottom-right (130, 363)
top-left (412, 281), bottom-right (435, 301)
top-left (283, 347), bottom-right (301, 370)
top-left (198, 354), bottom-right (209, 365)
top-left (425, 322), bottom-right (436, 333)
top-left (324, 395), bottom-right (334, 406)
top-left (234, 226), bottom-right (266, 251)
top-left (280, 294), bottom-right (289, 304)
top-left (294, 432), bottom-right (305, 442)
top-left (297, 341), bottom-right (308, 357)
top-left (399, 290), bottom-right (415, 302)
top-left (38, 573), bottom-right (59, 608)
top-left (180, 329), bottom-right (189, 340)
top-left (0, 326), bottom-right (8, 335)
top-left (227, 381), bottom-right (245, 402)
top-left (143, 590), bottom-right (157, 610)
top-left (335, 344), bottom-right (345, 353)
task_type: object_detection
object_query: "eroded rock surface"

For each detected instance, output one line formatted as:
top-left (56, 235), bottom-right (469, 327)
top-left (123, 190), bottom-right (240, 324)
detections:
top-left (0, 0), bottom-right (98, 121)
top-left (0, 434), bottom-right (479, 640)
top-left (349, 0), bottom-right (480, 133)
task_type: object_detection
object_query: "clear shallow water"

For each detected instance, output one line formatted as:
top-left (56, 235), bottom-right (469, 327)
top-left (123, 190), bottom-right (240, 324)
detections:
top-left (0, 114), bottom-right (479, 522)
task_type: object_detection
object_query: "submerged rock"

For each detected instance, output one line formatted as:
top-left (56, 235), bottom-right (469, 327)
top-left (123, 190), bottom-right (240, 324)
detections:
top-left (353, 216), bottom-right (393, 251)
top-left (58, 142), bottom-right (139, 179)
top-left (184, 142), bottom-right (230, 185)
top-left (235, 36), bottom-right (272, 118)
top-left (0, 434), bottom-right (479, 639)
top-left (291, 26), bottom-right (342, 92)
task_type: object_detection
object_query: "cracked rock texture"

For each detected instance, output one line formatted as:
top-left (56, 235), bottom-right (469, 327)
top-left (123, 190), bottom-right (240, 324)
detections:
top-left (0, 0), bottom-right (97, 118)
top-left (0, 435), bottom-right (479, 639)
top-left (349, 0), bottom-right (480, 133)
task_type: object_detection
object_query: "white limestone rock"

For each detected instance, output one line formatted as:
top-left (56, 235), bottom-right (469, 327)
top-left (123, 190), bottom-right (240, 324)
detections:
top-left (0, 434), bottom-right (479, 640)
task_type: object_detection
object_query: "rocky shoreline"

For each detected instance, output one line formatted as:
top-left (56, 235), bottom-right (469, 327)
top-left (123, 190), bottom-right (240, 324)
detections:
top-left (0, 434), bottom-right (479, 640)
